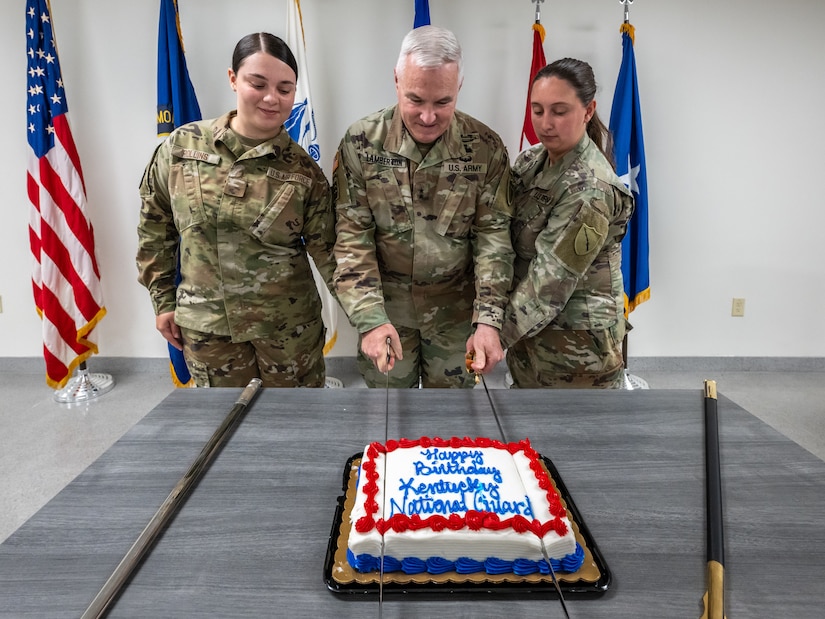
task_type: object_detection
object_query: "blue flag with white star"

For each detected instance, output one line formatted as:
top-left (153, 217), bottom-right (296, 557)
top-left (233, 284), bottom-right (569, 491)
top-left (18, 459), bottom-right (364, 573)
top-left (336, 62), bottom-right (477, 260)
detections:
top-left (609, 25), bottom-right (650, 314)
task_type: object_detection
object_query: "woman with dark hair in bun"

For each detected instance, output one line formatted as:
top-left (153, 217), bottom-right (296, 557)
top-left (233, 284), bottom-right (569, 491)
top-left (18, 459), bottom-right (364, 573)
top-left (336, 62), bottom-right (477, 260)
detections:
top-left (137, 33), bottom-right (336, 388)
top-left (500, 58), bottom-right (635, 389)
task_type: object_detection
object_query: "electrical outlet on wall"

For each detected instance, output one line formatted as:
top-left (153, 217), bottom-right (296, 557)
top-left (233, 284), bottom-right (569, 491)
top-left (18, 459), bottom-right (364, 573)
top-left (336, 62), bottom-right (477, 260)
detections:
top-left (731, 298), bottom-right (745, 317)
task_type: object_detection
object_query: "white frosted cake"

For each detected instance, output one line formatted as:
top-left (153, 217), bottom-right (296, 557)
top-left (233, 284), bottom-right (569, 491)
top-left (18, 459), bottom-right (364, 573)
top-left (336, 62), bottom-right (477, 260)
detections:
top-left (346, 436), bottom-right (584, 576)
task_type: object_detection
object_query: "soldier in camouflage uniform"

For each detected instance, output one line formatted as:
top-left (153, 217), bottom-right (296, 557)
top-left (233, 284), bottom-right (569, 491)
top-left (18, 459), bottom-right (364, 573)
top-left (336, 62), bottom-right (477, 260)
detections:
top-left (137, 33), bottom-right (336, 388)
top-left (333, 26), bottom-right (514, 388)
top-left (501, 58), bottom-right (635, 389)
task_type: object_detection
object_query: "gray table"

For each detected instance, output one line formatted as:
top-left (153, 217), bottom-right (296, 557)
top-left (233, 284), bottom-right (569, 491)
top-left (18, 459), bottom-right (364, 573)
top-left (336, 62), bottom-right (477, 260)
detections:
top-left (1, 389), bottom-right (823, 618)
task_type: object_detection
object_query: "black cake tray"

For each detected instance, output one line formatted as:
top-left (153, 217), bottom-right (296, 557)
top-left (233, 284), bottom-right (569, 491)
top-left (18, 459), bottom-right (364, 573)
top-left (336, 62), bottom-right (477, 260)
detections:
top-left (323, 452), bottom-right (611, 598)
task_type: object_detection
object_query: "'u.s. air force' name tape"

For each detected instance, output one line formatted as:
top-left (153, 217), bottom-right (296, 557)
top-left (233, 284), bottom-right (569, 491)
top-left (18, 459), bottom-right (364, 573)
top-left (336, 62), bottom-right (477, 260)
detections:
top-left (266, 168), bottom-right (312, 188)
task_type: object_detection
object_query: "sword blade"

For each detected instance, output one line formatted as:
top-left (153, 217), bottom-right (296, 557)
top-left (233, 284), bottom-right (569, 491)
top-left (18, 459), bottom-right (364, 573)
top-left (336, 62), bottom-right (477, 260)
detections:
top-left (540, 541), bottom-right (572, 619)
top-left (479, 373), bottom-right (506, 443)
top-left (378, 337), bottom-right (392, 615)
top-left (477, 367), bottom-right (571, 617)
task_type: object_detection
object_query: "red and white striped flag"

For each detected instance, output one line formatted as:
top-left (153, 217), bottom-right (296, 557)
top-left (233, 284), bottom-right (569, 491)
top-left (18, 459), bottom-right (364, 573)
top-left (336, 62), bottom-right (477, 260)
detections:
top-left (26, 0), bottom-right (106, 388)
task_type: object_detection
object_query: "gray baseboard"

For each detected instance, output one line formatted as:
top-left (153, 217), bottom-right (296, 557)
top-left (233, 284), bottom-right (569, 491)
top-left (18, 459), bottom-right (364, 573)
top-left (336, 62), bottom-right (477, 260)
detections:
top-left (626, 357), bottom-right (825, 372)
top-left (2, 356), bottom-right (824, 376)
top-left (0, 357), bottom-right (171, 375)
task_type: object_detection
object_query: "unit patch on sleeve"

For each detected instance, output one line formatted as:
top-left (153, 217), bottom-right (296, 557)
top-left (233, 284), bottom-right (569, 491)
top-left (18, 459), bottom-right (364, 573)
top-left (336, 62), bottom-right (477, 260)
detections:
top-left (574, 223), bottom-right (604, 256)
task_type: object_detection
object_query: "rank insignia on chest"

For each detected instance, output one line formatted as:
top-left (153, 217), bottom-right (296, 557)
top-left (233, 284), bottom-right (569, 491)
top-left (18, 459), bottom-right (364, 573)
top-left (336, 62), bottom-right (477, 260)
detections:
top-left (224, 176), bottom-right (247, 197)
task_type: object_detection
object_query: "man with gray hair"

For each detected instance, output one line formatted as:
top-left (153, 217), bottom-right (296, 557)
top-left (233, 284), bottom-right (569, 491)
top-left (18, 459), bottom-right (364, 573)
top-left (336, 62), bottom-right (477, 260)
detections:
top-left (333, 25), bottom-right (514, 388)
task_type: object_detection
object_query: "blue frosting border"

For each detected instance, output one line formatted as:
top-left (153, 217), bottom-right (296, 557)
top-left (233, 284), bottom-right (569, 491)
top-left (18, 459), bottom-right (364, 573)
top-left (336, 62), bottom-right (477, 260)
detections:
top-left (347, 542), bottom-right (585, 576)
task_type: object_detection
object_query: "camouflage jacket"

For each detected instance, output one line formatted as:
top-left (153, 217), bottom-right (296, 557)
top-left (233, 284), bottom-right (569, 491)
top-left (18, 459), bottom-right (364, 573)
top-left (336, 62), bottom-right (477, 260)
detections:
top-left (500, 134), bottom-right (634, 347)
top-left (137, 111), bottom-right (335, 342)
top-left (333, 105), bottom-right (514, 334)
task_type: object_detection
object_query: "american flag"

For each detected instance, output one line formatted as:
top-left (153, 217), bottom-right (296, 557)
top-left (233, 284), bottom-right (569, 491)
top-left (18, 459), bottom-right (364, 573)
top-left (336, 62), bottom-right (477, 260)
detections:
top-left (26, 0), bottom-right (106, 388)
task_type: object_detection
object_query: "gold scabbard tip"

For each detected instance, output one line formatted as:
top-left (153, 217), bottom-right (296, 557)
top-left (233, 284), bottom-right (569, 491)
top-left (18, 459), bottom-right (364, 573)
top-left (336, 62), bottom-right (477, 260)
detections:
top-left (704, 379), bottom-right (717, 400)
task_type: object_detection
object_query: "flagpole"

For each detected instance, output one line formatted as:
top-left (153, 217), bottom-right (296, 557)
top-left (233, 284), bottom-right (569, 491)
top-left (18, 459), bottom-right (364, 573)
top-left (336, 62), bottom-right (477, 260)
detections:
top-left (27, 0), bottom-right (110, 397)
top-left (621, 0), bottom-right (634, 24)
top-left (532, 0), bottom-right (544, 23)
top-left (53, 361), bottom-right (115, 404)
top-left (614, 1), bottom-right (649, 391)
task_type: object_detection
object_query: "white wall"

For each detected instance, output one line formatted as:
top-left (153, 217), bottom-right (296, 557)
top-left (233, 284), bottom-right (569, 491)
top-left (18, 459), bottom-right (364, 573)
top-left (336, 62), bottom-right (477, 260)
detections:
top-left (1, 0), bottom-right (823, 361)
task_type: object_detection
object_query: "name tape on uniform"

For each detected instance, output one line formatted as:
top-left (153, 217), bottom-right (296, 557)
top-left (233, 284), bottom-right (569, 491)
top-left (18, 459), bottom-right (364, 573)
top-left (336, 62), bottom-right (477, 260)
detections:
top-left (442, 162), bottom-right (487, 174)
top-left (362, 153), bottom-right (406, 167)
top-left (267, 168), bottom-right (312, 189)
top-left (171, 147), bottom-right (221, 165)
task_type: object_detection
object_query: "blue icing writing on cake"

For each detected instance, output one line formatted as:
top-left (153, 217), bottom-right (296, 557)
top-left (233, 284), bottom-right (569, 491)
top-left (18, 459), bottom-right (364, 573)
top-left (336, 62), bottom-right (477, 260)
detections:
top-left (347, 436), bottom-right (585, 576)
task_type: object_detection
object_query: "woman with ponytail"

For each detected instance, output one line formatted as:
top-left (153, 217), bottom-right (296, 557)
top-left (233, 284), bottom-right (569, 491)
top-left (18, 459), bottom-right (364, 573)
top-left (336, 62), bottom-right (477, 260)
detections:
top-left (500, 58), bottom-right (635, 389)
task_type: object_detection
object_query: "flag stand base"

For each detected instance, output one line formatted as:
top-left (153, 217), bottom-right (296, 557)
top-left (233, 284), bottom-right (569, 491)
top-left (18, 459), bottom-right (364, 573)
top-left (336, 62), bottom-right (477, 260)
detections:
top-left (54, 364), bottom-right (115, 403)
top-left (623, 370), bottom-right (650, 390)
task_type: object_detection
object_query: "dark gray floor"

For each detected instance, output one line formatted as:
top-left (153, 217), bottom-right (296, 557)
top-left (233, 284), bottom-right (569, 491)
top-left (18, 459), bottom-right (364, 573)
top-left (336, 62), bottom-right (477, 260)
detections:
top-left (1, 356), bottom-right (823, 543)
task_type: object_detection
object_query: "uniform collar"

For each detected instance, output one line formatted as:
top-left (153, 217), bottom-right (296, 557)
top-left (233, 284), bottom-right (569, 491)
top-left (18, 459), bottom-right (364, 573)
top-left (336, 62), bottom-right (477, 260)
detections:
top-left (212, 111), bottom-right (293, 159)
top-left (530, 133), bottom-right (593, 189)
top-left (383, 104), bottom-right (465, 163)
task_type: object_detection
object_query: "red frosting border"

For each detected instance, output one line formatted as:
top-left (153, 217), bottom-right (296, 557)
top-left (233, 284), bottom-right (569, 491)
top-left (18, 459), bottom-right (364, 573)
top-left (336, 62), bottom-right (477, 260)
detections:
top-left (354, 436), bottom-right (568, 538)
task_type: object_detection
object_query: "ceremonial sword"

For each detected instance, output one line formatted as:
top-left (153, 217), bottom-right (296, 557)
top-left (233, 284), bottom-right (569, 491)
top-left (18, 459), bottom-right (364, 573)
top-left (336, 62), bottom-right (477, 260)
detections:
top-left (466, 354), bottom-right (570, 618)
top-left (378, 336), bottom-right (392, 616)
top-left (81, 378), bottom-right (263, 619)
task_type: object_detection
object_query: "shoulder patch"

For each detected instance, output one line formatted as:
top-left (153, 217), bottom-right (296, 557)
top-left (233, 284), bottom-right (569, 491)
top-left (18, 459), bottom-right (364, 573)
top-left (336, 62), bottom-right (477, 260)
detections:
top-left (574, 223), bottom-right (605, 256)
top-left (553, 206), bottom-right (610, 276)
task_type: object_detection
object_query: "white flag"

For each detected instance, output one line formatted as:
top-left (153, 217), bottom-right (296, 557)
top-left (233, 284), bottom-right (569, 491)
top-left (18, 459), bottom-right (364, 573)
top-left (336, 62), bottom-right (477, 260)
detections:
top-left (285, 0), bottom-right (338, 355)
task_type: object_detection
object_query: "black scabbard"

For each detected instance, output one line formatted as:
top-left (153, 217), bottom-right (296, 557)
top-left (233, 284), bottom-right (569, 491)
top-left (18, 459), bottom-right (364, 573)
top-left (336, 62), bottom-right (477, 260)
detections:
top-left (703, 379), bottom-right (725, 619)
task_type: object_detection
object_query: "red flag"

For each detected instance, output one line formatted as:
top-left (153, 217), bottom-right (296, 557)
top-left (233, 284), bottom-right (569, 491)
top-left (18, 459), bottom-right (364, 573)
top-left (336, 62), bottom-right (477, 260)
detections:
top-left (520, 22), bottom-right (547, 150)
top-left (26, 0), bottom-right (106, 388)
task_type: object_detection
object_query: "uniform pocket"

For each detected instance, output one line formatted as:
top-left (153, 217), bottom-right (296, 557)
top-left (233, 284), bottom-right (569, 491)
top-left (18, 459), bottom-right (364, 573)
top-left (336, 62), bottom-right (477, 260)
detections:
top-left (185, 357), bottom-right (211, 388)
top-left (168, 159), bottom-right (207, 231)
top-left (249, 183), bottom-right (304, 246)
top-left (366, 169), bottom-right (412, 233)
top-left (434, 177), bottom-right (477, 238)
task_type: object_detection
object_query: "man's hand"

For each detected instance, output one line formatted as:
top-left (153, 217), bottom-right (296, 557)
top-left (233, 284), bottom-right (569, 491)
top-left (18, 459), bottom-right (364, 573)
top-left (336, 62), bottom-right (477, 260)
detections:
top-left (361, 324), bottom-right (403, 374)
top-left (156, 311), bottom-right (183, 351)
top-left (465, 324), bottom-right (504, 374)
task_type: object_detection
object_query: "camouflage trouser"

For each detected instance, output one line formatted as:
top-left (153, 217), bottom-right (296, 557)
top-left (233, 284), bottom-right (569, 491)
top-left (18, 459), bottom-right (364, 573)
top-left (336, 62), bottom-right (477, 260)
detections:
top-left (506, 324), bottom-right (625, 389)
top-left (180, 317), bottom-right (325, 388)
top-left (357, 323), bottom-right (475, 389)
